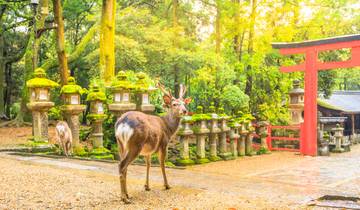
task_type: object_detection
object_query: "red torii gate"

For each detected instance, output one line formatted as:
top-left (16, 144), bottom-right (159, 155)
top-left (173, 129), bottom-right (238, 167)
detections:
top-left (272, 34), bottom-right (360, 156)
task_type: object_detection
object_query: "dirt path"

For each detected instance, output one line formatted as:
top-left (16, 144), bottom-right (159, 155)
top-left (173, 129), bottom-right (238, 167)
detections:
top-left (1, 146), bottom-right (360, 209)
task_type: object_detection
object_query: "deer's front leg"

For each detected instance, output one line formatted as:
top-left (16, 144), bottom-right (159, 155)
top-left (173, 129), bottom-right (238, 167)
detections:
top-left (144, 155), bottom-right (151, 191)
top-left (159, 148), bottom-right (171, 190)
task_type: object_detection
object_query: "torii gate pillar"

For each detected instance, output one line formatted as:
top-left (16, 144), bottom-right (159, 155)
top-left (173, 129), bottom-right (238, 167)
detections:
top-left (273, 34), bottom-right (360, 156)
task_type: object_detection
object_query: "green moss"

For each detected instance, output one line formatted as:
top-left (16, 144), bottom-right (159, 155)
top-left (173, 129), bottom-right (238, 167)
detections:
top-left (60, 77), bottom-right (86, 95)
top-left (208, 155), bottom-right (222, 161)
top-left (219, 152), bottom-right (234, 160)
top-left (110, 71), bottom-right (135, 91)
top-left (175, 158), bottom-right (195, 166)
top-left (89, 147), bottom-right (111, 155)
top-left (86, 84), bottom-right (107, 101)
top-left (195, 158), bottom-right (210, 164)
top-left (165, 161), bottom-right (176, 167)
top-left (90, 154), bottom-right (114, 160)
top-left (26, 68), bottom-right (59, 88)
top-left (192, 113), bottom-right (211, 121)
top-left (182, 115), bottom-right (194, 123)
top-left (87, 114), bottom-right (107, 121)
top-left (317, 99), bottom-right (342, 111)
top-left (73, 146), bottom-right (87, 157)
top-left (24, 140), bottom-right (49, 147)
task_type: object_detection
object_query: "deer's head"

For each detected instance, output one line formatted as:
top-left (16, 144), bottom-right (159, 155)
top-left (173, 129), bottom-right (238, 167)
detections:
top-left (157, 83), bottom-right (191, 117)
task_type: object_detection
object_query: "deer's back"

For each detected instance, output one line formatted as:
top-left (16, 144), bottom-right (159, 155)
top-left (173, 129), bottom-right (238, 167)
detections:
top-left (115, 111), bottom-right (167, 156)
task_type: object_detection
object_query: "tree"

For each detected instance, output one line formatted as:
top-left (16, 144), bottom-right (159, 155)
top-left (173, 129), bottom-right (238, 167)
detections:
top-left (100, 0), bottom-right (116, 83)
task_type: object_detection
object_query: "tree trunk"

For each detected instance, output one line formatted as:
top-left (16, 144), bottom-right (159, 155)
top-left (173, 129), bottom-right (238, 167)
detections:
top-left (172, 0), bottom-right (180, 97)
top-left (215, 0), bottom-right (221, 54)
top-left (53, 0), bottom-right (69, 86)
top-left (100, 0), bottom-right (116, 83)
top-left (16, 0), bottom-right (49, 124)
top-left (245, 0), bottom-right (256, 97)
top-left (5, 62), bottom-right (10, 117)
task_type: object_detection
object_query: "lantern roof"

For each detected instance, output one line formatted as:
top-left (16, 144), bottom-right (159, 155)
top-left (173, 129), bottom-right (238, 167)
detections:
top-left (289, 80), bottom-right (304, 95)
top-left (86, 83), bottom-right (107, 102)
top-left (60, 77), bottom-right (86, 95)
top-left (135, 72), bottom-right (156, 92)
top-left (26, 68), bottom-right (59, 89)
top-left (110, 71), bottom-right (135, 91)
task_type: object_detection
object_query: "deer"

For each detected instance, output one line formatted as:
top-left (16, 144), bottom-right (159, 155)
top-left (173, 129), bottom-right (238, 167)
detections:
top-left (55, 121), bottom-right (72, 157)
top-left (115, 83), bottom-right (191, 204)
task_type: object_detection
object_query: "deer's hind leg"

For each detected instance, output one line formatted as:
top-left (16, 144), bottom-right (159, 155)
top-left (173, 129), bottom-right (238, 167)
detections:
top-left (144, 155), bottom-right (151, 191)
top-left (118, 147), bottom-right (141, 204)
top-left (159, 146), bottom-right (170, 190)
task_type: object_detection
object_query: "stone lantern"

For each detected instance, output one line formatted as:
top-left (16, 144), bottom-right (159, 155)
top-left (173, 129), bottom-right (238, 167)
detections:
top-left (258, 121), bottom-right (270, 152)
top-left (331, 124), bottom-right (345, 153)
top-left (135, 72), bottom-right (156, 113)
top-left (108, 71), bottom-right (136, 119)
top-left (218, 108), bottom-right (233, 160)
top-left (246, 120), bottom-right (256, 156)
top-left (26, 68), bottom-right (59, 142)
top-left (86, 84), bottom-right (107, 148)
top-left (229, 118), bottom-right (241, 157)
top-left (60, 77), bottom-right (86, 147)
top-left (192, 106), bottom-right (211, 164)
top-left (176, 116), bottom-right (195, 166)
top-left (289, 80), bottom-right (304, 125)
top-left (208, 105), bottom-right (221, 161)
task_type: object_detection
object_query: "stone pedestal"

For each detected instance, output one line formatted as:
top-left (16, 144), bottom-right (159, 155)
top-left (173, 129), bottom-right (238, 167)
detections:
top-left (229, 128), bottom-right (239, 157)
top-left (238, 125), bottom-right (248, 156)
top-left (61, 105), bottom-right (86, 147)
top-left (176, 121), bottom-right (195, 166)
top-left (209, 117), bottom-right (221, 161)
top-left (219, 118), bottom-right (232, 159)
top-left (258, 121), bottom-right (270, 153)
top-left (195, 120), bottom-right (210, 164)
top-left (108, 103), bottom-right (136, 119)
top-left (90, 119), bottom-right (105, 148)
top-left (27, 102), bottom-right (54, 142)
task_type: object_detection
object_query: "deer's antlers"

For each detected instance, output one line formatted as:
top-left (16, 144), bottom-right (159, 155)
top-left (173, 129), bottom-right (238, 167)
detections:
top-left (157, 82), bottom-right (173, 98)
top-left (179, 84), bottom-right (187, 99)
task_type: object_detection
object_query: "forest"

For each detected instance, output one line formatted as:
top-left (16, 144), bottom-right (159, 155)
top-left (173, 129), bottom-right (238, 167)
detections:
top-left (0, 0), bottom-right (359, 126)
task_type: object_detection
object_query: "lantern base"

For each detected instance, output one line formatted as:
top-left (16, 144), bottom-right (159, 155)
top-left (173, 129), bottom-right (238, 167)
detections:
top-left (27, 101), bottom-right (54, 112)
top-left (60, 105), bottom-right (86, 115)
top-left (139, 104), bottom-right (155, 113)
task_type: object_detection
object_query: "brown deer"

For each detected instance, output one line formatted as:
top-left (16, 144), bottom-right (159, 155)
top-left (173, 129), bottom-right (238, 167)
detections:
top-left (55, 121), bottom-right (72, 157)
top-left (115, 83), bottom-right (191, 204)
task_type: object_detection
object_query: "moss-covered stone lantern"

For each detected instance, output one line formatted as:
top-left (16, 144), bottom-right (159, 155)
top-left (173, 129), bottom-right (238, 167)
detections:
top-left (218, 108), bottom-right (233, 160)
top-left (135, 72), bottom-right (156, 113)
top-left (26, 68), bottom-right (59, 142)
top-left (229, 118), bottom-right (241, 157)
top-left (207, 104), bottom-right (221, 161)
top-left (86, 84), bottom-right (107, 148)
top-left (243, 114), bottom-right (256, 156)
top-left (108, 71), bottom-right (136, 118)
top-left (258, 121), bottom-right (270, 153)
top-left (60, 77), bottom-right (86, 147)
top-left (176, 115), bottom-right (195, 166)
top-left (192, 106), bottom-right (211, 164)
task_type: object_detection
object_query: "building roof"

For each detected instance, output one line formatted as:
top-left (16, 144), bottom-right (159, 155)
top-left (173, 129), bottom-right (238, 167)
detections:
top-left (318, 91), bottom-right (360, 114)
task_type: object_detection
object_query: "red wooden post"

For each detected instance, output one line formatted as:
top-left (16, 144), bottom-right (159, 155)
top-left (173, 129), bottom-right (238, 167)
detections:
top-left (266, 125), bottom-right (272, 151)
top-left (304, 50), bottom-right (318, 156)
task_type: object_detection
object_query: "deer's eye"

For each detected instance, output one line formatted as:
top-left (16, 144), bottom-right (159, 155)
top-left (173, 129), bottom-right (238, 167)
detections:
top-left (173, 103), bottom-right (178, 106)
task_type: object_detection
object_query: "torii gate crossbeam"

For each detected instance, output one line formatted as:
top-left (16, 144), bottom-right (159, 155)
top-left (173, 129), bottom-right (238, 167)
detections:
top-left (272, 34), bottom-right (360, 156)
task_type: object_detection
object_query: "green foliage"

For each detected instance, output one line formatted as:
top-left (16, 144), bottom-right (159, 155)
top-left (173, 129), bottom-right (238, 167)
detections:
top-left (219, 85), bottom-right (249, 115)
top-left (48, 107), bottom-right (62, 121)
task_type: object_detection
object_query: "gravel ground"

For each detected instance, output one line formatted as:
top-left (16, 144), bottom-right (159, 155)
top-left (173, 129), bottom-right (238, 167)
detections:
top-left (0, 156), bottom-right (295, 210)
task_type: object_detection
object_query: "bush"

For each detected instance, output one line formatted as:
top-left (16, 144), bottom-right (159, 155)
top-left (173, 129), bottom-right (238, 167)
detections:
top-left (49, 107), bottom-right (62, 121)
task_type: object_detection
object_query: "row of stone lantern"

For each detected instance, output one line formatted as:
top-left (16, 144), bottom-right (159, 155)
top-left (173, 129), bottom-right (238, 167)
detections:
top-left (26, 69), bottom-right (157, 152)
top-left (176, 106), bottom-right (267, 165)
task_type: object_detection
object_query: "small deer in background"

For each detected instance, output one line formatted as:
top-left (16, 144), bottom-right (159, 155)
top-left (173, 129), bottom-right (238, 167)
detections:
top-left (55, 121), bottom-right (72, 157)
top-left (115, 83), bottom-right (191, 204)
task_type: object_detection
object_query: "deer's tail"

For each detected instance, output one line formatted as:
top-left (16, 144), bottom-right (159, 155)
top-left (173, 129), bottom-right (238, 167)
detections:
top-left (115, 122), bottom-right (134, 161)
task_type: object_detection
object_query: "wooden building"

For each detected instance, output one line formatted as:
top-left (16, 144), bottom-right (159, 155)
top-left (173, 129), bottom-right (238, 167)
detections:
top-left (318, 91), bottom-right (360, 136)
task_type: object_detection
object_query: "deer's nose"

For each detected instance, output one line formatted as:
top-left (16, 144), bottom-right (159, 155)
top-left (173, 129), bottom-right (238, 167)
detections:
top-left (183, 110), bottom-right (188, 114)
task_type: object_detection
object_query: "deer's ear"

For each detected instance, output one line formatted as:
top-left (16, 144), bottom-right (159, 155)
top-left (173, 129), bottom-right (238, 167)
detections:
top-left (163, 95), bottom-right (172, 105)
top-left (184, 97), bottom-right (192, 105)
